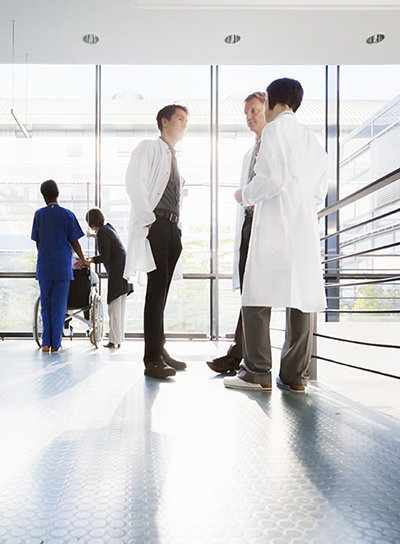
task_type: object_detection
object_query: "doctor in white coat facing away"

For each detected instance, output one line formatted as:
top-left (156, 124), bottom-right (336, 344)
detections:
top-left (207, 91), bottom-right (267, 374)
top-left (224, 78), bottom-right (328, 394)
top-left (124, 104), bottom-right (189, 379)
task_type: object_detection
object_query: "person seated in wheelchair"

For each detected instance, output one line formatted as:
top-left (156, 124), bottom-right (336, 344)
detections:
top-left (72, 253), bottom-right (99, 287)
top-left (67, 264), bottom-right (92, 316)
top-left (62, 256), bottom-right (102, 340)
top-left (66, 254), bottom-right (100, 323)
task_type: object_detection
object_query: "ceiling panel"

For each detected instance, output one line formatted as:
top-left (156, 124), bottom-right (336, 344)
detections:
top-left (0, 0), bottom-right (399, 65)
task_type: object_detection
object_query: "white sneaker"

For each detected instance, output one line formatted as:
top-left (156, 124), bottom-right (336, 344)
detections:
top-left (224, 376), bottom-right (272, 391)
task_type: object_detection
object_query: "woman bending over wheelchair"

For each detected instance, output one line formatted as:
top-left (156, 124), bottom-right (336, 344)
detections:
top-left (86, 208), bottom-right (133, 348)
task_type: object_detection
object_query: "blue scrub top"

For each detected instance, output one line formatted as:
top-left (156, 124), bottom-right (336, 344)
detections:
top-left (31, 204), bottom-right (84, 281)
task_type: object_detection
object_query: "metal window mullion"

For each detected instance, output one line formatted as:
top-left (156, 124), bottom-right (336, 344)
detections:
top-left (312, 65), bottom-right (340, 381)
top-left (209, 65), bottom-right (219, 340)
top-left (324, 65), bottom-right (340, 323)
top-left (95, 65), bottom-right (102, 292)
top-left (95, 65), bottom-right (101, 209)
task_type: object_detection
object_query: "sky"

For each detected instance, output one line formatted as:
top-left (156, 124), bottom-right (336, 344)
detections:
top-left (0, 64), bottom-right (399, 102)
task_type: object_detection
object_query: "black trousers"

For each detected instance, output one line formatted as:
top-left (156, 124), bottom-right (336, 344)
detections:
top-left (144, 216), bottom-right (182, 363)
top-left (227, 213), bottom-right (253, 360)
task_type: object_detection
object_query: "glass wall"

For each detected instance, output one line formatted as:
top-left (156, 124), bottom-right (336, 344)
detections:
top-left (100, 65), bottom-right (211, 335)
top-left (1, 63), bottom-right (400, 335)
top-left (0, 65), bottom-right (96, 331)
top-left (339, 66), bottom-right (400, 321)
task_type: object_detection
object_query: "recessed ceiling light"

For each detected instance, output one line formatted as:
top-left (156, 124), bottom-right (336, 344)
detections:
top-left (366, 34), bottom-right (385, 45)
top-left (83, 34), bottom-right (100, 45)
top-left (225, 34), bottom-right (241, 45)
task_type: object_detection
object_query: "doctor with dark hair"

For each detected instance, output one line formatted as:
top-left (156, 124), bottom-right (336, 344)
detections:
top-left (224, 78), bottom-right (328, 394)
top-left (124, 104), bottom-right (189, 379)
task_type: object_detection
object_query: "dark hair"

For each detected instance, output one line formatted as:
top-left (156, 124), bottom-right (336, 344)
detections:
top-left (156, 104), bottom-right (189, 132)
top-left (86, 208), bottom-right (105, 228)
top-left (244, 92), bottom-right (266, 104)
top-left (266, 78), bottom-right (304, 113)
top-left (40, 179), bottom-right (59, 202)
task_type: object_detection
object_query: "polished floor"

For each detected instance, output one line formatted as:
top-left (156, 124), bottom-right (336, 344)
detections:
top-left (0, 339), bottom-right (400, 544)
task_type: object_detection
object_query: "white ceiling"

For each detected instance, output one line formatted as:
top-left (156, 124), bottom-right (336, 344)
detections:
top-left (0, 0), bottom-right (399, 66)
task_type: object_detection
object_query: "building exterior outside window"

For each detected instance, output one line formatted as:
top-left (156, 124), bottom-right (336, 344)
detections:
top-left (0, 64), bottom-right (399, 333)
top-left (339, 66), bottom-right (400, 321)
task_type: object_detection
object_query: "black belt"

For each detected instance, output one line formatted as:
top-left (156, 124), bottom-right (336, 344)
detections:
top-left (154, 209), bottom-right (179, 223)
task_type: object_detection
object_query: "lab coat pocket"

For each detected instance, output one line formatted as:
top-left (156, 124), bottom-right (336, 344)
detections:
top-left (254, 215), bottom-right (291, 271)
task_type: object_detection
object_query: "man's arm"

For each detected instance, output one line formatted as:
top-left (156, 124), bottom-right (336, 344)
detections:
top-left (314, 153), bottom-right (329, 209)
top-left (125, 141), bottom-right (157, 228)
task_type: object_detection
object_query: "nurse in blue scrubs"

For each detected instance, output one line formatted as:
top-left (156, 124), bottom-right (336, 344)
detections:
top-left (31, 180), bottom-right (89, 352)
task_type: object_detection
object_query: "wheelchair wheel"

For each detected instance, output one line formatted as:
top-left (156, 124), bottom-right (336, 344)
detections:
top-left (33, 295), bottom-right (43, 348)
top-left (90, 292), bottom-right (104, 348)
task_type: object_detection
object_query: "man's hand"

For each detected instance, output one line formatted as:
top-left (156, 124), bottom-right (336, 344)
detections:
top-left (234, 189), bottom-right (243, 205)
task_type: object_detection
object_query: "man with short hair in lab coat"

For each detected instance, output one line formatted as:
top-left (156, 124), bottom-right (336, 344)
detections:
top-left (224, 78), bottom-right (328, 393)
top-left (207, 91), bottom-right (267, 374)
top-left (124, 104), bottom-right (189, 379)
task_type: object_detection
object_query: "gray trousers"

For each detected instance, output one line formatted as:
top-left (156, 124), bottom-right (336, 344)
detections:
top-left (238, 306), bottom-right (315, 386)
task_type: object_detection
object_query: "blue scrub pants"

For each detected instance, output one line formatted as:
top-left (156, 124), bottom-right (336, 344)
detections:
top-left (39, 280), bottom-right (70, 350)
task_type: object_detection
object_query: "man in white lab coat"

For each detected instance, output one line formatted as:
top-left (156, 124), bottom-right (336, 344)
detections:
top-left (124, 104), bottom-right (189, 378)
top-left (224, 78), bottom-right (328, 393)
top-left (207, 92), bottom-right (267, 374)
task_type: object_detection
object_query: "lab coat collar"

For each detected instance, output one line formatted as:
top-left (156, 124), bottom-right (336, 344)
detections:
top-left (276, 110), bottom-right (295, 120)
top-left (159, 136), bottom-right (175, 154)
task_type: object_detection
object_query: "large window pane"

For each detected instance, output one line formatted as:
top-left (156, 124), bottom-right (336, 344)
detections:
top-left (339, 66), bottom-right (400, 321)
top-left (0, 279), bottom-right (38, 332)
top-left (0, 65), bottom-right (96, 333)
top-left (100, 66), bottom-right (211, 335)
top-left (218, 66), bottom-right (325, 333)
top-left (0, 64), bottom-right (96, 274)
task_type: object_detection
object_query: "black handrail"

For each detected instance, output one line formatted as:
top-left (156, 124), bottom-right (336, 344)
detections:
top-left (318, 167), bottom-right (400, 219)
top-left (320, 208), bottom-right (400, 242)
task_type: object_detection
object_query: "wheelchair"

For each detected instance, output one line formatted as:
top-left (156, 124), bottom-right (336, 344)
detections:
top-left (33, 268), bottom-right (104, 349)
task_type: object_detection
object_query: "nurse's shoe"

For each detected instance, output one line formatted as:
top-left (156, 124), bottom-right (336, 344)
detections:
top-left (224, 376), bottom-right (271, 391)
top-left (276, 376), bottom-right (306, 393)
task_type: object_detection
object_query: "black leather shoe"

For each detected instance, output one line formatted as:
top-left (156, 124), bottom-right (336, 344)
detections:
top-left (206, 354), bottom-right (241, 374)
top-left (162, 350), bottom-right (187, 371)
top-left (144, 358), bottom-right (176, 378)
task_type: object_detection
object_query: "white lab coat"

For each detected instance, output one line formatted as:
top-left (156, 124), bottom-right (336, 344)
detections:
top-left (124, 138), bottom-right (183, 281)
top-left (232, 145), bottom-right (254, 291)
top-left (241, 112), bottom-right (328, 313)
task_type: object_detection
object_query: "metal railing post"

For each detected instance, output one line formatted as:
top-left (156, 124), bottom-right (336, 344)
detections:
top-left (210, 65), bottom-right (219, 340)
top-left (325, 65), bottom-right (340, 323)
top-left (309, 314), bottom-right (318, 381)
